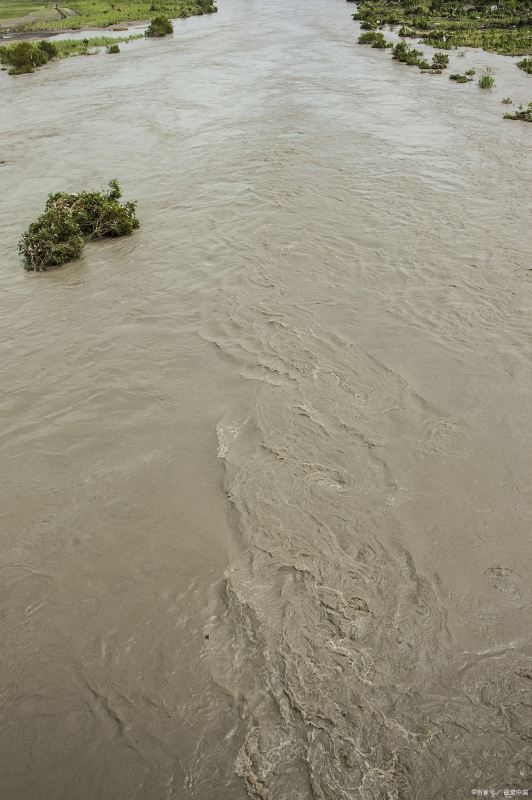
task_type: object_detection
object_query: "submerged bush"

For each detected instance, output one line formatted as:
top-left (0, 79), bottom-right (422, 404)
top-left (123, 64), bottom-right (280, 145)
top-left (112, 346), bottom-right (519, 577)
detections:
top-left (432, 52), bottom-right (449, 70)
top-left (19, 209), bottom-right (85, 271)
top-left (517, 58), bottom-right (532, 74)
top-left (0, 40), bottom-right (58, 74)
top-left (502, 96), bottom-right (513, 104)
top-left (19, 180), bottom-right (139, 272)
top-left (107, 43), bottom-right (120, 53)
top-left (449, 72), bottom-right (471, 82)
top-left (503, 102), bottom-right (532, 122)
top-left (358, 31), bottom-right (392, 47)
top-left (145, 15), bottom-right (173, 36)
top-left (478, 67), bottom-right (495, 89)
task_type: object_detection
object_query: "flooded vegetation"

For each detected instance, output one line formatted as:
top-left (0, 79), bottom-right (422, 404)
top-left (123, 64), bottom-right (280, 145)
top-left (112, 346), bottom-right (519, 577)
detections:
top-left (20, 179), bottom-right (139, 270)
top-left (1, 0), bottom-right (531, 798)
top-left (353, 0), bottom-right (532, 57)
top-left (0, 35), bottom-right (142, 73)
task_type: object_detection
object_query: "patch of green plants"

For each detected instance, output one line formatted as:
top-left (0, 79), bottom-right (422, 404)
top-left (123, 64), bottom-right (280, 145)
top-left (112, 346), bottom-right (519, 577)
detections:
top-left (19, 179), bottom-right (139, 271)
top-left (392, 41), bottom-right (448, 72)
top-left (517, 57), bottom-right (532, 74)
top-left (502, 96), bottom-right (513, 103)
top-left (449, 72), bottom-right (472, 82)
top-left (354, 0), bottom-right (532, 58)
top-left (106, 43), bottom-right (120, 53)
top-left (478, 66), bottom-right (495, 89)
top-left (503, 102), bottom-right (532, 121)
top-left (358, 31), bottom-right (392, 47)
top-left (465, 68), bottom-right (475, 76)
top-left (392, 40), bottom-right (423, 65)
top-left (0, 39), bottom-right (56, 74)
top-left (145, 14), bottom-right (173, 36)
top-left (0, 34), bottom-right (141, 74)
top-left (432, 51), bottom-right (449, 69)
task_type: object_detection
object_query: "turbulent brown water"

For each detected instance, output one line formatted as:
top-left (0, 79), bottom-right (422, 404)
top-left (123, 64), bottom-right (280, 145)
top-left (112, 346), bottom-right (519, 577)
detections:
top-left (1, 1), bottom-right (532, 798)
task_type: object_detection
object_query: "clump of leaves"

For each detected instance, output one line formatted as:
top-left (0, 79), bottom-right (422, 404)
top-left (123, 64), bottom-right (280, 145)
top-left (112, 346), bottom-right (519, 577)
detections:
top-left (398, 26), bottom-right (415, 37)
top-left (19, 180), bottom-right (139, 272)
top-left (0, 40), bottom-right (57, 74)
top-left (502, 96), bottom-right (512, 104)
top-left (145, 15), bottom-right (173, 36)
top-left (465, 69), bottom-right (475, 76)
top-left (478, 67), bottom-right (495, 89)
top-left (107, 43), bottom-right (120, 53)
top-left (503, 102), bottom-right (532, 122)
top-left (517, 58), bottom-right (532, 74)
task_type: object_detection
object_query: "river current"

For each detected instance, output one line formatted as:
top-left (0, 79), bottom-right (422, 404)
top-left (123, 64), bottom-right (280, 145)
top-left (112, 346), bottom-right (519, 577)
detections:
top-left (1, 0), bottom-right (531, 798)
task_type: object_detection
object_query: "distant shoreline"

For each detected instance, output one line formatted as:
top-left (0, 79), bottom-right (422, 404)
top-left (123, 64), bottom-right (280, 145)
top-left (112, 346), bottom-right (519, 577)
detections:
top-left (0, 20), bottom-right (149, 42)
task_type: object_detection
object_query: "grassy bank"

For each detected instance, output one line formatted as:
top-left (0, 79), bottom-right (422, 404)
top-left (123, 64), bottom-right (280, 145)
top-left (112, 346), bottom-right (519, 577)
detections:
top-left (353, 0), bottom-right (532, 57)
top-left (0, 0), bottom-right (217, 33)
top-left (0, 34), bottom-right (142, 72)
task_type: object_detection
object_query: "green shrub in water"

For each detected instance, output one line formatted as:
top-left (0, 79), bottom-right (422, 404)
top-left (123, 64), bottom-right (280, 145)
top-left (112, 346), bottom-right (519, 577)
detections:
top-left (145, 15), bottom-right (173, 36)
top-left (449, 72), bottom-right (471, 82)
top-left (503, 102), bottom-right (532, 122)
top-left (501, 97), bottom-right (512, 104)
top-left (478, 68), bottom-right (495, 89)
top-left (107, 43), bottom-right (120, 53)
top-left (19, 209), bottom-right (85, 271)
top-left (432, 52), bottom-right (449, 69)
top-left (0, 40), bottom-right (55, 74)
top-left (358, 31), bottom-right (392, 47)
top-left (19, 180), bottom-right (139, 271)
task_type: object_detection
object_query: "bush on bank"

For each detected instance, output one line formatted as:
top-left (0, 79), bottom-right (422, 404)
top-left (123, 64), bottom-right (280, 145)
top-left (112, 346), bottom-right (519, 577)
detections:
top-left (0, 40), bottom-right (58, 74)
top-left (145, 15), bottom-right (174, 36)
top-left (19, 180), bottom-right (140, 271)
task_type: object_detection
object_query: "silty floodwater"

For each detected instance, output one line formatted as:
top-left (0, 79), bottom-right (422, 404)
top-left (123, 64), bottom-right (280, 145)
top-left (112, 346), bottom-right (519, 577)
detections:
top-left (1, 0), bottom-right (532, 797)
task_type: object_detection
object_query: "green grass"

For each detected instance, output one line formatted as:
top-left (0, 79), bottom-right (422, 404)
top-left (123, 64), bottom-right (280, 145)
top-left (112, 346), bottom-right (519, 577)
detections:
top-left (478, 67), bottom-right (496, 88)
top-left (0, 33), bottom-right (142, 72)
top-left (55, 33), bottom-right (141, 54)
top-left (0, 0), bottom-right (217, 32)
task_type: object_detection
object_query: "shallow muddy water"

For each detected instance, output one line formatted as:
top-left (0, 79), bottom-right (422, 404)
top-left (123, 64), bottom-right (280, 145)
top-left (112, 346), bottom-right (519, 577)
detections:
top-left (1, 1), bottom-right (532, 798)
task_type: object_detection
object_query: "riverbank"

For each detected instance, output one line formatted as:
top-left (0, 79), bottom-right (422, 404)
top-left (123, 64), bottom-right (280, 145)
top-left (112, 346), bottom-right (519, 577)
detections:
top-left (0, 0), bottom-right (217, 35)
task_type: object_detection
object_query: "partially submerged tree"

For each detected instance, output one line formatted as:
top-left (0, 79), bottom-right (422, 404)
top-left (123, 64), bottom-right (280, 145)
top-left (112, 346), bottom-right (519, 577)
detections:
top-left (145, 15), bottom-right (174, 37)
top-left (19, 180), bottom-right (139, 271)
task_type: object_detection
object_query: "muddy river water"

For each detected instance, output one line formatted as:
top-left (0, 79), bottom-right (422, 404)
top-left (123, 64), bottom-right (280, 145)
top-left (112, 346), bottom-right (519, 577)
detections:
top-left (1, 0), bottom-right (532, 797)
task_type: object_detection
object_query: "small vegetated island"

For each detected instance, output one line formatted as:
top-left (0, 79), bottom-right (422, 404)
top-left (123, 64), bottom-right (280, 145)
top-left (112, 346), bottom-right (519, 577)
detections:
top-left (353, 0), bottom-right (532, 120)
top-left (19, 179), bottom-right (139, 271)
